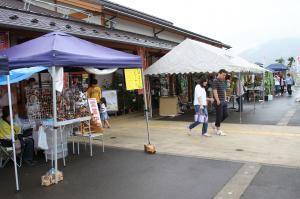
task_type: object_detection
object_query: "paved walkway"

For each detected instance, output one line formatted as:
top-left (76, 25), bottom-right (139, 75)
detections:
top-left (1, 90), bottom-right (300, 198)
top-left (103, 116), bottom-right (300, 168)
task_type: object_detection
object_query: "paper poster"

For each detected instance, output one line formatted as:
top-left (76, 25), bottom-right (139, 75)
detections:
top-left (88, 98), bottom-right (101, 125)
top-left (102, 90), bottom-right (118, 112)
top-left (124, 68), bottom-right (143, 90)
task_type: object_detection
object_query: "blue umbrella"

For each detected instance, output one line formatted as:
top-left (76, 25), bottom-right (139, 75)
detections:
top-left (267, 63), bottom-right (288, 71)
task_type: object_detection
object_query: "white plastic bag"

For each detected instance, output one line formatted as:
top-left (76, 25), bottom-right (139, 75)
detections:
top-left (38, 126), bottom-right (49, 150)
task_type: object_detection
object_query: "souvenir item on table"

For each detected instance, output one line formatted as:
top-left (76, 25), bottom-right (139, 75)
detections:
top-left (56, 87), bottom-right (89, 121)
top-left (25, 84), bottom-right (90, 123)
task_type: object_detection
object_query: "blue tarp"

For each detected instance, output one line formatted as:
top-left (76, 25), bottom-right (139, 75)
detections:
top-left (0, 66), bottom-right (47, 85)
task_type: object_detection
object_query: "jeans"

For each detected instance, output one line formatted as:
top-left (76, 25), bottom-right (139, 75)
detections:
top-left (189, 105), bottom-right (208, 134)
top-left (214, 102), bottom-right (228, 128)
top-left (275, 85), bottom-right (281, 95)
top-left (287, 84), bottom-right (292, 95)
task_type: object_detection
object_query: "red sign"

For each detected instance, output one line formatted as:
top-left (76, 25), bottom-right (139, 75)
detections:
top-left (88, 98), bottom-right (102, 126)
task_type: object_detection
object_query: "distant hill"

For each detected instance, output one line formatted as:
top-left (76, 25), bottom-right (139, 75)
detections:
top-left (240, 38), bottom-right (300, 66)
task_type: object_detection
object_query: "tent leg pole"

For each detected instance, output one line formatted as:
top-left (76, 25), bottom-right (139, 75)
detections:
top-left (262, 71), bottom-right (265, 107)
top-left (7, 75), bottom-right (20, 191)
top-left (253, 73), bottom-right (255, 112)
top-left (52, 66), bottom-right (58, 183)
top-left (239, 72), bottom-right (242, 124)
top-left (142, 69), bottom-right (150, 144)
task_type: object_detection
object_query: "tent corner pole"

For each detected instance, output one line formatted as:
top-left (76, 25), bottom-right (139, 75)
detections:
top-left (239, 72), bottom-right (242, 124)
top-left (51, 66), bottom-right (58, 183)
top-left (7, 75), bottom-right (20, 191)
top-left (142, 69), bottom-right (151, 145)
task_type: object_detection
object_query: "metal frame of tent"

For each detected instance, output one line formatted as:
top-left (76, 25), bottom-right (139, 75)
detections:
top-left (0, 32), bottom-right (152, 191)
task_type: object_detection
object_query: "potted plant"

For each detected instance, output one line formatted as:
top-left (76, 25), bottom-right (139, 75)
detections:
top-left (264, 72), bottom-right (274, 101)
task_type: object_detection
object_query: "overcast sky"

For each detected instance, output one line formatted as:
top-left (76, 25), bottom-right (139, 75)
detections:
top-left (112, 0), bottom-right (300, 54)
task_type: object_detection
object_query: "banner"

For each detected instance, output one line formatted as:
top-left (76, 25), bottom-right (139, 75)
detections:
top-left (102, 90), bottom-right (118, 112)
top-left (88, 98), bottom-right (101, 125)
top-left (124, 68), bottom-right (143, 90)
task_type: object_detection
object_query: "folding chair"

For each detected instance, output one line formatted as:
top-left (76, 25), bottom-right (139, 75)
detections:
top-left (0, 139), bottom-right (22, 168)
top-left (72, 120), bottom-right (104, 157)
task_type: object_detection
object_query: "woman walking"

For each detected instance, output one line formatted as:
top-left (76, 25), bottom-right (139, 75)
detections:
top-left (188, 77), bottom-right (213, 137)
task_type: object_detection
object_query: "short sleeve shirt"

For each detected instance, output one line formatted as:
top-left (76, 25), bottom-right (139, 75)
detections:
top-left (212, 79), bottom-right (225, 102)
top-left (193, 85), bottom-right (207, 106)
top-left (193, 84), bottom-right (201, 105)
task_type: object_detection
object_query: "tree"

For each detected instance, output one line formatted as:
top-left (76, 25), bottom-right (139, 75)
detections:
top-left (275, 57), bottom-right (285, 64)
top-left (287, 57), bottom-right (295, 67)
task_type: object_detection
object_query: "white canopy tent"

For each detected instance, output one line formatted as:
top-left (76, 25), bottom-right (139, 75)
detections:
top-left (144, 38), bottom-right (265, 75)
top-left (144, 39), bottom-right (267, 123)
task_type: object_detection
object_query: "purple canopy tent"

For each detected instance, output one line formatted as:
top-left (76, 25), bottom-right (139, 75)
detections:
top-left (0, 32), bottom-right (150, 191)
top-left (0, 32), bottom-right (141, 69)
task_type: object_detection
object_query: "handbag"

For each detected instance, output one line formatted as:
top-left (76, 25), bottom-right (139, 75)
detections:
top-left (194, 109), bottom-right (208, 123)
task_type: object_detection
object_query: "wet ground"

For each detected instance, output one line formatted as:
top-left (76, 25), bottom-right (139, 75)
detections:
top-left (1, 90), bottom-right (300, 199)
top-left (2, 146), bottom-right (300, 199)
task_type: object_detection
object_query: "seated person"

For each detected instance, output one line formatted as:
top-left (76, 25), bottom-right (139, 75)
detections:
top-left (0, 106), bottom-right (35, 165)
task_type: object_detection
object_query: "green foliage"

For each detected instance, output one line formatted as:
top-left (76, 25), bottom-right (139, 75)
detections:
top-left (264, 72), bottom-right (274, 95)
top-left (287, 57), bottom-right (295, 67)
top-left (275, 57), bottom-right (285, 64)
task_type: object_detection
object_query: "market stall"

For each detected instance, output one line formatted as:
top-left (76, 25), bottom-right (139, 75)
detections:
top-left (0, 31), bottom-right (142, 190)
top-left (144, 38), bottom-right (266, 120)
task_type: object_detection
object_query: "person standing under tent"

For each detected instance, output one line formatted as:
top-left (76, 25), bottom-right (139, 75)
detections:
top-left (188, 77), bottom-right (214, 137)
top-left (279, 74), bottom-right (285, 96)
top-left (285, 73), bottom-right (294, 96)
top-left (211, 69), bottom-right (228, 136)
top-left (235, 76), bottom-right (245, 112)
top-left (87, 79), bottom-right (102, 111)
top-left (100, 97), bottom-right (111, 128)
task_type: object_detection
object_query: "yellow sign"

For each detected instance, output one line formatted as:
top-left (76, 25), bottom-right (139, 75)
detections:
top-left (124, 69), bottom-right (143, 90)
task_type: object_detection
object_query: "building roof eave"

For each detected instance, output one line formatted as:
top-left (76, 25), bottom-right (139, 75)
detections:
top-left (0, 7), bottom-right (176, 51)
top-left (102, 6), bottom-right (231, 49)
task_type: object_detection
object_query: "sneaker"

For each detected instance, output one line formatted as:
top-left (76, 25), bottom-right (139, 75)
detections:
top-left (202, 133), bottom-right (212, 137)
top-left (216, 130), bottom-right (226, 136)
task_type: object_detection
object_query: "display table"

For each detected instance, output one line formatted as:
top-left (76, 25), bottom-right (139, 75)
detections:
top-left (159, 96), bottom-right (180, 116)
top-left (42, 116), bottom-right (92, 127)
top-left (36, 117), bottom-right (91, 165)
top-left (246, 87), bottom-right (263, 102)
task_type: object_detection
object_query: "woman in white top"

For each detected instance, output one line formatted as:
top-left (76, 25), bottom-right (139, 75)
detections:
top-left (274, 75), bottom-right (280, 96)
top-left (188, 77), bottom-right (214, 137)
